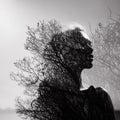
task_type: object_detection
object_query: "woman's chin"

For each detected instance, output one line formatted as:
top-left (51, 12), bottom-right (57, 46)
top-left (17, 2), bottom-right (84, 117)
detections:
top-left (84, 61), bottom-right (93, 69)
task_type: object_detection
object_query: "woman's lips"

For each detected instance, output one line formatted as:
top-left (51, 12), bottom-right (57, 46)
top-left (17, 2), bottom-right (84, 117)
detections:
top-left (86, 54), bottom-right (93, 60)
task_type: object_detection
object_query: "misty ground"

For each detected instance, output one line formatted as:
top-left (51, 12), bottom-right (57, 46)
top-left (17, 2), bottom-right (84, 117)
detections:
top-left (0, 110), bottom-right (119, 120)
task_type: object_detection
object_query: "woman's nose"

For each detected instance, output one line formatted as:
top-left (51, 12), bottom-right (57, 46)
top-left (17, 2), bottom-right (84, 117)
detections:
top-left (87, 47), bottom-right (93, 54)
top-left (90, 47), bottom-right (93, 53)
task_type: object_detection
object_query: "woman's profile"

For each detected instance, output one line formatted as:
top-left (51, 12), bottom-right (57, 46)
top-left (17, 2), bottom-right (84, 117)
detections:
top-left (38, 24), bottom-right (115, 120)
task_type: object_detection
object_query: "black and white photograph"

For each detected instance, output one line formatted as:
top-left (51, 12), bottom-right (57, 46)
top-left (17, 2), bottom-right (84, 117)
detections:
top-left (0, 0), bottom-right (120, 120)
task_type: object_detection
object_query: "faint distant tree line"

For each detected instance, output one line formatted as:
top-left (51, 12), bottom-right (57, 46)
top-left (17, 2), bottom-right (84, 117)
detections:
top-left (92, 14), bottom-right (120, 88)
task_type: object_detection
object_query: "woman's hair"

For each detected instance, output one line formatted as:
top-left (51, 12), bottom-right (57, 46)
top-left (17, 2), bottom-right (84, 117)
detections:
top-left (49, 24), bottom-right (92, 70)
top-left (62, 23), bottom-right (90, 40)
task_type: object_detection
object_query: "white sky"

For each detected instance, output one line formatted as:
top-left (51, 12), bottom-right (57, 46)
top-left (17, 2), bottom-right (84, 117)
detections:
top-left (0, 0), bottom-right (120, 109)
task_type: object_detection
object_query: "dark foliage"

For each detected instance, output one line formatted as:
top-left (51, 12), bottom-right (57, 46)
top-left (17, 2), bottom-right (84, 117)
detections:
top-left (11, 20), bottom-right (93, 120)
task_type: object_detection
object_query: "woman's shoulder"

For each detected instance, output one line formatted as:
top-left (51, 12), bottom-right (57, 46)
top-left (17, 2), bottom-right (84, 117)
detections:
top-left (88, 86), bottom-right (115, 112)
top-left (82, 85), bottom-right (112, 106)
top-left (95, 86), bottom-right (111, 101)
top-left (85, 85), bottom-right (109, 97)
top-left (87, 86), bottom-right (115, 118)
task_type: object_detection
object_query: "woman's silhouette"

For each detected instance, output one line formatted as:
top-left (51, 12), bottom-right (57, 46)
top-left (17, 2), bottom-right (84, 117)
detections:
top-left (39, 25), bottom-right (115, 120)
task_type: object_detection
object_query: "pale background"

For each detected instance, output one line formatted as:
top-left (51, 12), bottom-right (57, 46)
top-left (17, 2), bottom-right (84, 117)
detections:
top-left (0, 0), bottom-right (120, 115)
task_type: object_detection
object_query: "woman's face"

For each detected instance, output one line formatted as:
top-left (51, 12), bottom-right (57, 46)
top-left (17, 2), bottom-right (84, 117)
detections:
top-left (51, 28), bottom-right (93, 70)
top-left (63, 37), bottom-right (93, 70)
top-left (80, 39), bottom-right (93, 69)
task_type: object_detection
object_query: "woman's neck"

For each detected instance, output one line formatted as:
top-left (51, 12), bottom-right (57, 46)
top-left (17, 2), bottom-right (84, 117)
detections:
top-left (75, 69), bottom-right (82, 90)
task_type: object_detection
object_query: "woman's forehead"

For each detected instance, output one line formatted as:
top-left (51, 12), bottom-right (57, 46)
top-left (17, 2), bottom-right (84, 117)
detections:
top-left (81, 31), bottom-right (90, 40)
top-left (62, 23), bottom-right (92, 42)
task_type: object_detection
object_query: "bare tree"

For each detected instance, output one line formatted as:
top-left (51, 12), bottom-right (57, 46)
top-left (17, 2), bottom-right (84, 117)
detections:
top-left (10, 20), bottom-right (63, 120)
top-left (11, 20), bottom-right (89, 120)
top-left (91, 14), bottom-right (120, 91)
top-left (92, 15), bottom-right (120, 78)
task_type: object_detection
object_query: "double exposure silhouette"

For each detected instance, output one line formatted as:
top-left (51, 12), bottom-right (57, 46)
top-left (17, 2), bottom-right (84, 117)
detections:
top-left (14, 21), bottom-right (115, 120)
top-left (33, 26), bottom-right (115, 120)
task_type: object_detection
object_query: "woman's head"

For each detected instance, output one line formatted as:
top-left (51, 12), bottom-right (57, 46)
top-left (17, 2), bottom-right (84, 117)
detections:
top-left (50, 25), bottom-right (93, 71)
